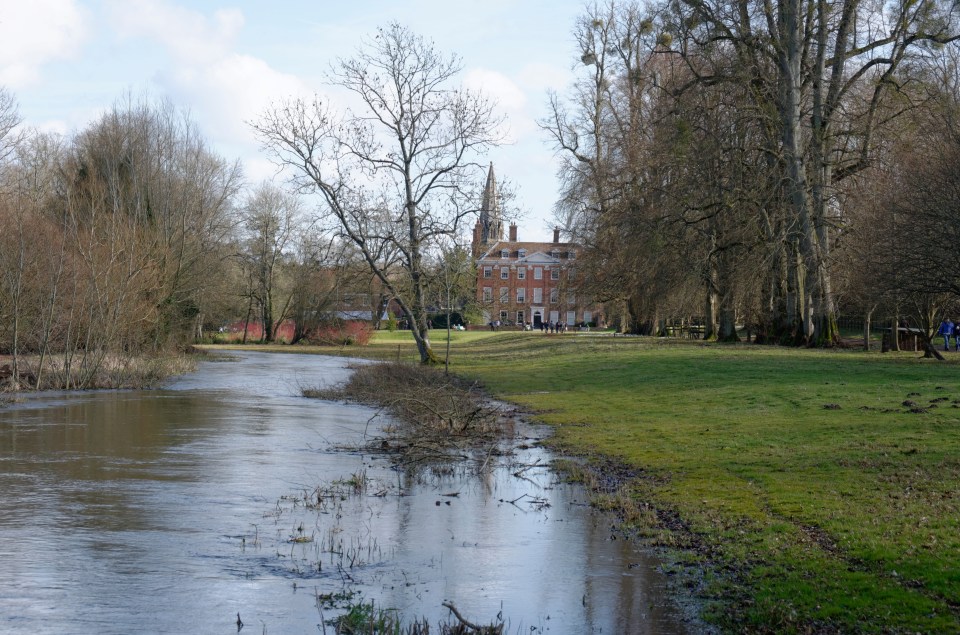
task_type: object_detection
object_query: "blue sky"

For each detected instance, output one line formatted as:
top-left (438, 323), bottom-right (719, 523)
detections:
top-left (2, 0), bottom-right (589, 241)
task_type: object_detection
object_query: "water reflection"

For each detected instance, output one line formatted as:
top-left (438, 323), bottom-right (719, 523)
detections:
top-left (0, 351), bottom-right (693, 634)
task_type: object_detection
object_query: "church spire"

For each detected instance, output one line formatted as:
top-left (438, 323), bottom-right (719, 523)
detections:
top-left (479, 162), bottom-right (503, 244)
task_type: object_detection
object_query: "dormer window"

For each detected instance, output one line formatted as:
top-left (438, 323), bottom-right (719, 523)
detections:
top-left (551, 250), bottom-right (560, 259)
top-left (568, 251), bottom-right (576, 260)
top-left (500, 249), bottom-right (509, 258)
top-left (518, 249), bottom-right (527, 258)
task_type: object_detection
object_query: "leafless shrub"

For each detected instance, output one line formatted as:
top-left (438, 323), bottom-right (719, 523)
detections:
top-left (305, 362), bottom-right (507, 464)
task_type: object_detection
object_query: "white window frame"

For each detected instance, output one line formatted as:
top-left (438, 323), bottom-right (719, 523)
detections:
top-left (517, 268), bottom-right (526, 280)
top-left (483, 266), bottom-right (492, 278)
top-left (516, 288), bottom-right (526, 303)
top-left (533, 288), bottom-right (543, 303)
top-left (482, 287), bottom-right (492, 302)
top-left (534, 268), bottom-right (543, 280)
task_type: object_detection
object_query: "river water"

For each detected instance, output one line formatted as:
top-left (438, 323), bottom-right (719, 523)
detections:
top-left (0, 351), bottom-right (693, 634)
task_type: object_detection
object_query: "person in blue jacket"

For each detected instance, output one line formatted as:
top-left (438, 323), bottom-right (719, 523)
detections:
top-left (938, 318), bottom-right (954, 351)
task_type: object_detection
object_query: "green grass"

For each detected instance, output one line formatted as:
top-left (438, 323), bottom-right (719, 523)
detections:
top-left (202, 332), bottom-right (960, 632)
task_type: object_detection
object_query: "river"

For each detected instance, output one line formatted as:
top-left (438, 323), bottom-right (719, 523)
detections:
top-left (0, 351), bottom-right (694, 634)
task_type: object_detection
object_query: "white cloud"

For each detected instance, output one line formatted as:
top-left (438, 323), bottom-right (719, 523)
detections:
top-left (161, 53), bottom-right (306, 140)
top-left (104, 0), bottom-right (307, 150)
top-left (517, 62), bottom-right (573, 94)
top-left (106, 0), bottom-right (243, 61)
top-left (464, 68), bottom-right (528, 143)
top-left (0, 0), bottom-right (88, 88)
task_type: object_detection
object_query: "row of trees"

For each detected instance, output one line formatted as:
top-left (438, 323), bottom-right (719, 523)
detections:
top-left (546, 0), bottom-right (960, 345)
top-left (0, 21), bottom-right (509, 374)
top-left (9, 4), bottom-right (960, 377)
top-left (0, 93), bottom-right (243, 386)
top-left (0, 88), bottom-right (432, 386)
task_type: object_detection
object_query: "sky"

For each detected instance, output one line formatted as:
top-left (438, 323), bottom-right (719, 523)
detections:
top-left (2, 0), bottom-right (589, 242)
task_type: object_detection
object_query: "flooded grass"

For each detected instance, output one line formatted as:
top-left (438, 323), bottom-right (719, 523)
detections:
top-left (325, 599), bottom-right (504, 634)
top-left (304, 362), bottom-right (510, 466)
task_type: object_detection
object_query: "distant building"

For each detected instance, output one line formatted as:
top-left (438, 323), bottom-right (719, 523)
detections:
top-left (471, 164), bottom-right (603, 329)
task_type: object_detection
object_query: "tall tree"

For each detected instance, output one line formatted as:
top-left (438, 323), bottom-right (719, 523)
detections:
top-left (253, 23), bottom-right (503, 364)
top-left (669, 0), bottom-right (960, 344)
top-left (239, 183), bottom-right (301, 343)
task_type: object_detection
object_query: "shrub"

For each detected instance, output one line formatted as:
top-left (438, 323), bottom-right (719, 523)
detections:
top-left (307, 320), bottom-right (374, 346)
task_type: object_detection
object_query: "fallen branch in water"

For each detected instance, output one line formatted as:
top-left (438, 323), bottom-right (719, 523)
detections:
top-left (441, 601), bottom-right (504, 634)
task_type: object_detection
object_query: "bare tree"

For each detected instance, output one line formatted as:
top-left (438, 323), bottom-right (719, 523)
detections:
top-left (253, 23), bottom-right (503, 364)
top-left (239, 182), bottom-right (301, 343)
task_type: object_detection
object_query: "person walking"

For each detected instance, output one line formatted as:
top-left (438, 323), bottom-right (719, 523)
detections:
top-left (939, 317), bottom-right (954, 351)
top-left (953, 320), bottom-right (960, 352)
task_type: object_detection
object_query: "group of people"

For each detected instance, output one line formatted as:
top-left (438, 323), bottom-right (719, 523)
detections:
top-left (538, 320), bottom-right (568, 334)
top-left (937, 318), bottom-right (960, 351)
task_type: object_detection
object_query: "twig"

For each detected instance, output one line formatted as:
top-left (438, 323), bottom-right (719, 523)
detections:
top-left (512, 458), bottom-right (541, 477)
top-left (442, 601), bottom-right (493, 632)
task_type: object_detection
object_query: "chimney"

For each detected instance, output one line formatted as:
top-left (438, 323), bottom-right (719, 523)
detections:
top-left (509, 223), bottom-right (518, 242)
top-left (553, 227), bottom-right (561, 243)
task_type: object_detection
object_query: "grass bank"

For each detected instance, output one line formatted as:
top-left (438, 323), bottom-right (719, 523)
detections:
top-left (202, 333), bottom-right (960, 633)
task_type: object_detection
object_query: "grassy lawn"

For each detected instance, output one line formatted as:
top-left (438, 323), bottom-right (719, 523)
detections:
top-left (203, 332), bottom-right (960, 633)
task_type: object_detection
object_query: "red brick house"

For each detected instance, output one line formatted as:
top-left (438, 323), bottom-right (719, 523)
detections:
top-left (471, 165), bottom-right (603, 329)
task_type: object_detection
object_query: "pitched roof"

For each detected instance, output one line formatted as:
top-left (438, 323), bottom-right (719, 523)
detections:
top-left (477, 239), bottom-right (579, 262)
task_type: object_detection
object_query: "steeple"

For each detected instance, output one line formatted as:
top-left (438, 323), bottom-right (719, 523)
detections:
top-left (478, 162), bottom-right (503, 244)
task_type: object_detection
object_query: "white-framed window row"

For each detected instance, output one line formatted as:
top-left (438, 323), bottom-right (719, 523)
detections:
top-left (550, 288), bottom-right (559, 303)
top-left (517, 268), bottom-right (526, 280)
top-left (500, 268), bottom-right (509, 279)
top-left (516, 288), bottom-right (526, 303)
top-left (550, 269), bottom-right (559, 280)
top-left (533, 288), bottom-right (543, 303)
top-left (534, 267), bottom-right (543, 280)
top-left (566, 310), bottom-right (576, 325)
top-left (517, 311), bottom-right (525, 324)
top-left (499, 287), bottom-right (509, 303)
top-left (482, 287), bottom-right (492, 302)
top-left (567, 293), bottom-right (575, 305)
top-left (483, 266), bottom-right (492, 278)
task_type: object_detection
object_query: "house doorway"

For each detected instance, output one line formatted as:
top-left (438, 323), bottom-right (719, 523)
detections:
top-left (533, 309), bottom-right (543, 329)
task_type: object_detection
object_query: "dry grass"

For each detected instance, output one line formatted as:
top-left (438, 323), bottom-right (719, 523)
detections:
top-left (0, 352), bottom-right (197, 391)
